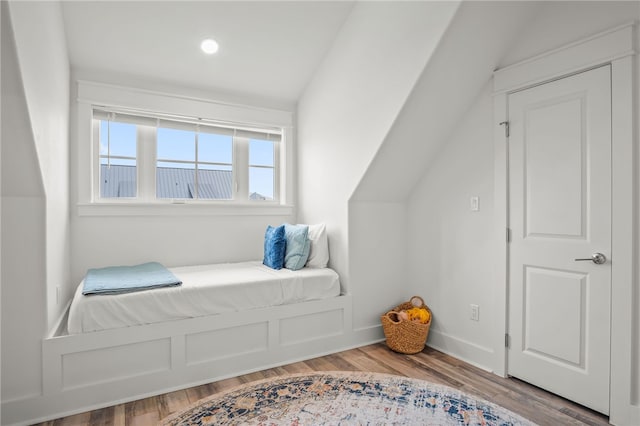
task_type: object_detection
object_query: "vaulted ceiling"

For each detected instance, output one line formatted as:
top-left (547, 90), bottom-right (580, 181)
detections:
top-left (61, 1), bottom-right (354, 108)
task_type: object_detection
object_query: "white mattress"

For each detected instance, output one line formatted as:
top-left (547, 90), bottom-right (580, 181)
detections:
top-left (67, 261), bottom-right (340, 334)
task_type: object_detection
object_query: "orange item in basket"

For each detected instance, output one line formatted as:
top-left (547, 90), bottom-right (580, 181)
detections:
top-left (405, 307), bottom-right (431, 324)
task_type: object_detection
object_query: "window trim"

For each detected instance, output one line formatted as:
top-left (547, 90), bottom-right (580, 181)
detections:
top-left (75, 80), bottom-right (294, 216)
top-left (76, 201), bottom-right (294, 217)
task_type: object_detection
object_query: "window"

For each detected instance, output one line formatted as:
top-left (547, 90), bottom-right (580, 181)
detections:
top-left (156, 125), bottom-right (233, 200)
top-left (99, 118), bottom-right (137, 198)
top-left (249, 138), bottom-right (275, 200)
top-left (94, 109), bottom-right (282, 203)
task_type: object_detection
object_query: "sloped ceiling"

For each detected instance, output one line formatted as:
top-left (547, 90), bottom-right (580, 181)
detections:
top-left (1, 2), bottom-right (45, 198)
top-left (351, 1), bottom-right (544, 202)
top-left (60, 1), bottom-right (354, 108)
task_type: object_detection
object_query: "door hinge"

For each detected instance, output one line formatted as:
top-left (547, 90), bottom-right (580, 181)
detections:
top-left (506, 227), bottom-right (511, 243)
top-left (505, 333), bottom-right (510, 348)
top-left (499, 121), bottom-right (510, 138)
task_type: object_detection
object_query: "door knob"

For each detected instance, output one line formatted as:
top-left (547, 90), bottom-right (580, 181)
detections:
top-left (574, 253), bottom-right (607, 264)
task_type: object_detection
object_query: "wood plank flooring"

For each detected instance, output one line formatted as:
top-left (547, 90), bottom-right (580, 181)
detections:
top-left (36, 343), bottom-right (609, 425)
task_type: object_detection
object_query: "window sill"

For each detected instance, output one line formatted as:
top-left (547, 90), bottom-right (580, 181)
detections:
top-left (76, 202), bottom-right (294, 217)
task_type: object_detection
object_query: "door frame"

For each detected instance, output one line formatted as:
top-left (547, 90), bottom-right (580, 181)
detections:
top-left (492, 23), bottom-right (636, 425)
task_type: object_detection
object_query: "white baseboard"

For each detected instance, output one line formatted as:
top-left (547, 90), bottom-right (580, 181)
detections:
top-left (426, 328), bottom-right (495, 373)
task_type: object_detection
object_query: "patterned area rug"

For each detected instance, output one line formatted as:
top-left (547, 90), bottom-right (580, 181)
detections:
top-left (162, 372), bottom-right (536, 425)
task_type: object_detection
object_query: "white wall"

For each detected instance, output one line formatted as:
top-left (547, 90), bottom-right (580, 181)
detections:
top-left (635, 1), bottom-right (640, 414)
top-left (407, 82), bottom-right (496, 366)
top-left (71, 213), bottom-right (292, 283)
top-left (297, 1), bottom-right (460, 336)
top-left (1, 1), bottom-right (48, 405)
top-left (343, 2), bottom-right (544, 338)
top-left (1, 3), bottom-right (3, 416)
top-left (636, 37), bottom-right (640, 415)
top-left (406, 0), bottom-right (639, 423)
top-left (348, 200), bottom-right (407, 330)
top-left (352, 1), bottom-right (542, 203)
top-left (7, 0), bottom-right (71, 328)
top-left (1, 0), bottom-right (70, 417)
top-left (499, 1), bottom-right (639, 68)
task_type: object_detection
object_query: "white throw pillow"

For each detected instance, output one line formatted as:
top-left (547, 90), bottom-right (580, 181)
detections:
top-left (304, 223), bottom-right (329, 268)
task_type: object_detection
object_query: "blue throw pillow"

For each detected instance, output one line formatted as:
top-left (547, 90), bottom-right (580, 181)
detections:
top-left (263, 225), bottom-right (286, 270)
top-left (284, 224), bottom-right (311, 271)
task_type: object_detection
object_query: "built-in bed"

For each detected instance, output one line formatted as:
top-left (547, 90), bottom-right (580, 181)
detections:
top-left (68, 261), bottom-right (341, 333)
top-left (40, 260), bottom-right (353, 422)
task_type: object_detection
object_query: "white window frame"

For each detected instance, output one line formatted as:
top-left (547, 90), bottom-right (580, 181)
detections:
top-left (93, 109), bottom-right (281, 203)
top-left (75, 81), bottom-right (294, 217)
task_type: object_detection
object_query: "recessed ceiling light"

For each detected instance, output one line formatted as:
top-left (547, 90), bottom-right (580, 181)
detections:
top-left (200, 39), bottom-right (219, 55)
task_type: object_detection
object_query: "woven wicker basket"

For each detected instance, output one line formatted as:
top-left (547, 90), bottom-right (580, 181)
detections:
top-left (381, 296), bottom-right (432, 354)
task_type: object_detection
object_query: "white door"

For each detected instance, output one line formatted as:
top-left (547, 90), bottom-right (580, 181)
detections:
top-left (507, 65), bottom-right (611, 415)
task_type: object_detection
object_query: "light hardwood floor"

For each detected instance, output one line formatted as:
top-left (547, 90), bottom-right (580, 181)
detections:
top-left (36, 343), bottom-right (609, 425)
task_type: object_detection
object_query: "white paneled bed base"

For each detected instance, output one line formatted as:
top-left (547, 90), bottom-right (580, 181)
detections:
top-left (12, 295), bottom-right (353, 425)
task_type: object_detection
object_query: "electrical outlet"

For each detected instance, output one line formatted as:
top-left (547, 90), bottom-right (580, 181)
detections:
top-left (470, 196), bottom-right (480, 211)
top-left (470, 304), bottom-right (479, 321)
top-left (56, 286), bottom-right (61, 304)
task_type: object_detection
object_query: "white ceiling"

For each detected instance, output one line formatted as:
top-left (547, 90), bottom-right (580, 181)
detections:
top-left (61, 1), bottom-right (355, 108)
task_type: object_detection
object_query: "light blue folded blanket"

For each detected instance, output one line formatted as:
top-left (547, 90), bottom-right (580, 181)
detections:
top-left (82, 262), bottom-right (182, 295)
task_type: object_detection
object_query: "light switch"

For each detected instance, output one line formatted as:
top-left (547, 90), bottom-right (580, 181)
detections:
top-left (470, 196), bottom-right (479, 211)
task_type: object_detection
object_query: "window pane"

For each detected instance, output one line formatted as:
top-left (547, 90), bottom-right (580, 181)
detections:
top-left (157, 127), bottom-right (195, 161)
top-left (249, 167), bottom-right (274, 200)
top-left (99, 120), bottom-right (136, 198)
top-left (249, 139), bottom-right (274, 167)
top-left (157, 161), bottom-right (195, 199)
top-left (100, 164), bottom-right (136, 198)
top-left (100, 121), bottom-right (136, 158)
top-left (156, 162), bottom-right (232, 200)
top-left (199, 133), bottom-right (232, 164)
top-left (156, 130), bottom-right (232, 200)
top-left (197, 169), bottom-right (233, 200)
